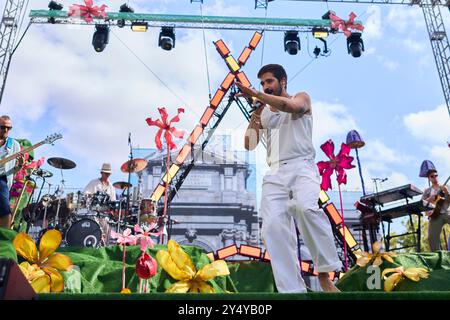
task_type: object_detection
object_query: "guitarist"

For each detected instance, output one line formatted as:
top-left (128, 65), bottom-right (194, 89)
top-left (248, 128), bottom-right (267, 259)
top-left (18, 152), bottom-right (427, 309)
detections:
top-left (422, 169), bottom-right (450, 251)
top-left (0, 115), bottom-right (22, 228)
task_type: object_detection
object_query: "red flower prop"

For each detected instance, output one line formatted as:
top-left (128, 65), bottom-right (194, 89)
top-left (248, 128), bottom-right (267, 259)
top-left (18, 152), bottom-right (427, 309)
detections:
top-left (136, 252), bottom-right (158, 293)
top-left (68, 0), bottom-right (108, 23)
top-left (136, 252), bottom-right (158, 279)
top-left (146, 107), bottom-right (185, 151)
top-left (317, 140), bottom-right (355, 191)
top-left (329, 12), bottom-right (364, 38)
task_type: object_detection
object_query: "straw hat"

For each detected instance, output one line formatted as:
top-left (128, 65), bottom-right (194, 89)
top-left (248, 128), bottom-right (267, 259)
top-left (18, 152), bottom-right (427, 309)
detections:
top-left (100, 163), bottom-right (112, 173)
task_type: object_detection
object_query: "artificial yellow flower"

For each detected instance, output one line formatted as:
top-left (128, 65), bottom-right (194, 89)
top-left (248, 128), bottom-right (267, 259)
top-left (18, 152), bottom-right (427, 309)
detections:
top-left (120, 288), bottom-right (132, 294)
top-left (382, 266), bottom-right (429, 292)
top-left (156, 240), bottom-right (230, 293)
top-left (356, 241), bottom-right (396, 267)
top-left (13, 229), bottom-right (73, 293)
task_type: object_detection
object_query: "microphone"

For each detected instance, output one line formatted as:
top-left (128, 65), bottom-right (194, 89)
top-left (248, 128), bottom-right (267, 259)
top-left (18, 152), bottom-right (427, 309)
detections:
top-left (128, 132), bottom-right (131, 146)
top-left (248, 97), bottom-right (264, 112)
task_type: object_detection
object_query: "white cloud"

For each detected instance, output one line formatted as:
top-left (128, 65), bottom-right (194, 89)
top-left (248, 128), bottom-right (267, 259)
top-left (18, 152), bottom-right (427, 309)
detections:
top-left (376, 55), bottom-right (399, 71)
top-left (403, 105), bottom-right (450, 142)
top-left (430, 145), bottom-right (450, 176)
top-left (386, 6), bottom-right (425, 34)
top-left (311, 101), bottom-right (359, 146)
top-left (402, 38), bottom-right (426, 53)
top-left (363, 5), bottom-right (383, 41)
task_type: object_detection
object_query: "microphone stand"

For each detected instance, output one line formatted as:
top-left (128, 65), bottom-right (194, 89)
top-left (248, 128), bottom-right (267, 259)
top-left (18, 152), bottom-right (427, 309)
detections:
top-left (126, 133), bottom-right (133, 224)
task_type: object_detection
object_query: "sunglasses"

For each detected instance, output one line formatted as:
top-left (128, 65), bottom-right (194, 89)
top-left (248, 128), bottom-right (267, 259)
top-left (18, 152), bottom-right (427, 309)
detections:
top-left (430, 174), bottom-right (438, 178)
top-left (0, 126), bottom-right (12, 131)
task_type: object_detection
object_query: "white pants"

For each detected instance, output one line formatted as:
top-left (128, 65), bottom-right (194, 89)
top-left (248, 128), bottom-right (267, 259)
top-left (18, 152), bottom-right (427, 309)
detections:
top-left (261, 158), bottom-right (342, 293)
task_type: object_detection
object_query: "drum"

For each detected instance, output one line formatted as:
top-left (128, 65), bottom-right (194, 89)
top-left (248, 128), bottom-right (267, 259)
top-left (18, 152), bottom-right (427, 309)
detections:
top-left (74, 207), bottom-right (98, 217)
top-left (108, 199), bottom-right (130, 222)
top-left (23, 196), bottom-right (71, 226)
top-left (89, 191), bottom-right (110, 211)
top-left (66, 192), bottom-right (87, 211)
top-left (140, 199), bottom-right (155, 215)
top-left (65, 218), bottom-right (103, 247)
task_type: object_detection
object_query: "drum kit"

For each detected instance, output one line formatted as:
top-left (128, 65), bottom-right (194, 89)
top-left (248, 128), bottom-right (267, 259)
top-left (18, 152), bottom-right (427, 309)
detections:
top-left (24, 157), bottom-right (158, 248)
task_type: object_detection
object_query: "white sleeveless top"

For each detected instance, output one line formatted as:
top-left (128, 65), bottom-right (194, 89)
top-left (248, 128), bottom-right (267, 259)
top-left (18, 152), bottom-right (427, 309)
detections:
top-left (260, 103), bottom-right (315, 167)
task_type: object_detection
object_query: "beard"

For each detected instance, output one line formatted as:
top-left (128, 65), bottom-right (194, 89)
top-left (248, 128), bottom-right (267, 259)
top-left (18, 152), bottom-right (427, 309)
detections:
top-left (264, 84), bottom-right (282, 96)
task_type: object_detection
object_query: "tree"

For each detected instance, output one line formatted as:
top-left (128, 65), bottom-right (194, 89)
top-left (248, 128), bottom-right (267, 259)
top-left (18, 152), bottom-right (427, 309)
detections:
top-left (398, 215), bottom-right (450, 253)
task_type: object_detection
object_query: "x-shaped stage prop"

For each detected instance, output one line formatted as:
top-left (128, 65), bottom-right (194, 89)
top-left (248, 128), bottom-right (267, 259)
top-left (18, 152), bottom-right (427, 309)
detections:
top-left (149, 31), bottom-right (263, 203)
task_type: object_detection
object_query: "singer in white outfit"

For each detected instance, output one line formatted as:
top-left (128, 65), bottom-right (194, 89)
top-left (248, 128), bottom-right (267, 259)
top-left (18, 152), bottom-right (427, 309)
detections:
top-left (236, 64), bottom-right (341, 293)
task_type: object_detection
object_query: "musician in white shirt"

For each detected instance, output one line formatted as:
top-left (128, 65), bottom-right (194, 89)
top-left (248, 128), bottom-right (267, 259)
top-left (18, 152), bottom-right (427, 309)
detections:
top-left (84, 163), bottom-right (117, 202)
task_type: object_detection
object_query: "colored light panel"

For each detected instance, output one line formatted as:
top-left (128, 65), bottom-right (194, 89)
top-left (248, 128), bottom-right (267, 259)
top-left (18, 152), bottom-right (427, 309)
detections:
top-left (238, 47), bottom-right (252, 65)
top-left (263, 250), bottom-right (270, 261)
top-left (312, 27), bottom-right (329, 39)
top-left (188, 126), bottom-right (203, 145)
top-left (338, 226), bottom-right (358, 249)
top-left (319, 190), bottom-right (330, 205)
top-left (162, 164), bottom-right (180, 184)
top-left (150, 184), bottom-right (165, 202)
top-left (214, 39), bottom-right (230, 58)
top-left (300, 261), bottom-right (311, 273)
top-left (210, 89), bottom-right (225, 108)
top-left (239, 245), bottom-right (261, 259)
top-left (236, 72), bottom-right (251, 88)
top-left (221, 72), bottom-right (235, 91)
top-left (249, 32), bottom-right (262, 50)
top-left (324, 203), bottom-right (343, 226)
top-left (225, 55), bottom-right (240, 73)
top-left (217, 244), bottom-right (238, 259)
top-left (175, 144), bottom-right (191, 165)
top-left (200, 107), bottom-right (215, 127)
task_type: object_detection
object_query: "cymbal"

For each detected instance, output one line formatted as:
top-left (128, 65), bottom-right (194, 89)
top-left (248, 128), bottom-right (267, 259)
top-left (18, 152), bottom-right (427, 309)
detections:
top-left (47, 157), bottom-right (76, 170)
top-left (121, 158), bottom-right (147, 173)
top-left (113, 181), bottom-right (132, 189)
top-left (32, 168), bottom-right (53, 178)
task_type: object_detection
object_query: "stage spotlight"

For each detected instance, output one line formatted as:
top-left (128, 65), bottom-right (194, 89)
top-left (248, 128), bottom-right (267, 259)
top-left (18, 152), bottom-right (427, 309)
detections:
top-left (159, 27), bottom-right (176, 51)
top-left (92, 24), bottom-right (110, 53)
top-left (118, 3), bottom-right (134, 28)
top-left (347, 32), bottom-right (364, 58)
top-left (48, 1), bottom-right (63, 10)
top-left (284, 31), bottom-right (300, 55)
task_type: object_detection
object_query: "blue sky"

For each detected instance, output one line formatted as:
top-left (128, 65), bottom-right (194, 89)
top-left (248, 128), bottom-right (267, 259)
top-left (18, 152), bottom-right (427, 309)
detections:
top-left (1, 0), bottom-right (450, 234)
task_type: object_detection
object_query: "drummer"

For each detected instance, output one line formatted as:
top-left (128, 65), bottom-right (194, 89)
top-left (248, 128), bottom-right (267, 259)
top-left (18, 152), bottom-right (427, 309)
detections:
top-left (84, 163), bottom-right (117, 201)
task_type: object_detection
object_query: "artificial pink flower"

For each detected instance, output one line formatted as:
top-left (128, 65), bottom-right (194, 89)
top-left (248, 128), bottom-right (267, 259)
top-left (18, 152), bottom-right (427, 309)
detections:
top-left (145, 107), bottom-right (185, 151)
top-left (136, 252), bottom-right (158, 280)
top-left (329, 12), bottom-right (364, 38)
top-left (68, 0), bottom-right (108, 23)
top-left (317, 140), bottom-right (355, 191)
top-left (110, 228), bottom-right (137, 246)
top-left (134, 223), bottom-right (163, 252)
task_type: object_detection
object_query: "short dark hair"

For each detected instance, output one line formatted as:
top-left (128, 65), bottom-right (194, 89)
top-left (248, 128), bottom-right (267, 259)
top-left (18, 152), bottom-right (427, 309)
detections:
top-left (427, 169), bottom-right (437, 177)
top-left (257, 64), bottom-right (287, 84)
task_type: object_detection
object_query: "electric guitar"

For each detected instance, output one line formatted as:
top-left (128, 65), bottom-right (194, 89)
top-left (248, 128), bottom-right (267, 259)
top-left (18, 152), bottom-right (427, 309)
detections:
top-left (0, 133), bottom-right (62, 167)
top-left (426, 193), bottom-right (445, 219)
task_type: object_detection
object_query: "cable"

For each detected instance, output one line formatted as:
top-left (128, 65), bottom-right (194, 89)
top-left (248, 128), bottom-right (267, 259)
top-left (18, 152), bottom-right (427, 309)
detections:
top-left (111, 30), bottom-right (193, 112)
top-left (289, 9), bottom-right (370, 85)
top-left (200, 3), bottom-right (212, 100)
